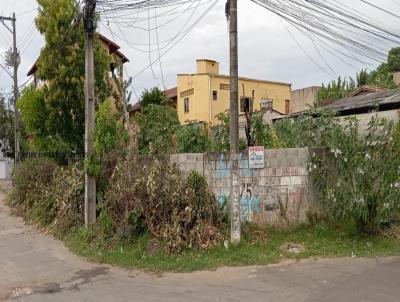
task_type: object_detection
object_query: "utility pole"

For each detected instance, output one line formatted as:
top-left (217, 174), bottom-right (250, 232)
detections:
top-left (84, 0), bottom-right (96, 226)
top-left (0, 13), bottom-right (20, 165)
top-left (228, 0), bottom-right (241, 243)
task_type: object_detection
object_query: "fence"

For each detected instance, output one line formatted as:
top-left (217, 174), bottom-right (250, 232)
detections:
top-left (165, 148), bottom-right (317, 227)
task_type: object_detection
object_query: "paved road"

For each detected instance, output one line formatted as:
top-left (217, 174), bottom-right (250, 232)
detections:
top-left (1, 179), bottom-right (400, 302)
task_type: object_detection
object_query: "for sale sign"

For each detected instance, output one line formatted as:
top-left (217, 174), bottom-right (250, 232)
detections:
top-left (249, 146), bottom-right (265, 169)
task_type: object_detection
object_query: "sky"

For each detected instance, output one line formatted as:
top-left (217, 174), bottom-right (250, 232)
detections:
top-left (1, 0), bottom-right (400, 104)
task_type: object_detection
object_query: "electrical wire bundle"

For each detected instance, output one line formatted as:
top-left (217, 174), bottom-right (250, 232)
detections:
top-left (250, 0), bottom-right (400, 65)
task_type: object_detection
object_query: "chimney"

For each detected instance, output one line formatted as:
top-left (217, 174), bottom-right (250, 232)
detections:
top-left (196, 59), bottom-right (219, 74)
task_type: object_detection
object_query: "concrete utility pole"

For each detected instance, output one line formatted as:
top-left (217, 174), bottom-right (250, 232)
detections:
top-left (84, 0), bottom-right (96, 226)
top-left (0, 13), bottom-right (20, 165)
top-left (228, 0), bottom-right (241, 243)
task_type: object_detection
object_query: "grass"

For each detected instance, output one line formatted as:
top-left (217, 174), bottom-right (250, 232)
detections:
top-left (65, 222), bottom-right (400, 273)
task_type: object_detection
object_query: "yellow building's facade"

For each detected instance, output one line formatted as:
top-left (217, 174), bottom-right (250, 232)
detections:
top-left (177, 59), bottom-right (291, 125)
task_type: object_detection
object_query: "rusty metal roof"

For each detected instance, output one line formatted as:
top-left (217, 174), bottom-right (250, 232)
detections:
top-left (273, 88), bottom-right (400, 121)
top-left (325, 88), bottom-right (400, 112)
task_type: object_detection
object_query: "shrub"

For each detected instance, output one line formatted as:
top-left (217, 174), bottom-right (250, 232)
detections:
top-left (11, 159), bottom-right (84, 236)
top-left (102, 155), bottom-right (148, 240)
top-left (11, 158), bottom-right (56, 216)
top-left (50, 162), bottom-right (84, 236)
top-left (135, 104), bottom-right (180, 155)
top-left (176, 123), bottom-right (211, 153)
top-left (102, 156), bottom-right (223, 255)
top-left (311, 116), bottom-right (400, 234)
top-left (147, 162), bottom-right (223, 254)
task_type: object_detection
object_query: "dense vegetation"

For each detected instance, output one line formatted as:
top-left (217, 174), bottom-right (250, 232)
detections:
top-left (316, 47), bottom-right (400, 106)
top-left (17, 0), bottom-right (111, 158)
top-left (0, 94), bottom-right (15, 158)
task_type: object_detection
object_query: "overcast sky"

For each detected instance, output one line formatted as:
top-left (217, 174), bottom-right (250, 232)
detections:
top-left (1, 0), bottom-right (400, 104)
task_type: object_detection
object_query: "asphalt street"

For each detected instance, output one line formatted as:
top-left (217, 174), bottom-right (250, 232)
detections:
top-left (1, 179), bottom-right (399, 302)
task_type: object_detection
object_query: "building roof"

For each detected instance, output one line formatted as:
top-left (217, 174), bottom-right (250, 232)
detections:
top-left (291, 86), bottom-right (321, 93)
top-left (274, 87), bottom-right (400, 121)
top-left (97, 33), bottom-right (129, 63)
top-left (325, 88), bottom-right (400, 113)
top-left (128, 87), bottom-right (178, 114)
top-left (164, 87), bottom-right (177, 99)
top-left (344, 85), bottom-right (386, 98)
top-left (27, 33), bottom-right (129, 76)
top-left (177, 73), bottom-right (291, 87)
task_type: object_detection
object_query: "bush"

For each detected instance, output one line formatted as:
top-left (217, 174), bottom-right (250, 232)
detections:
top-left (102, 156), bottom-right (223, 255)
top-left (176, 123), bottom-right (211, 153)
top-left (102, 155), bottom-right (148, 240)
top-left (10, 159), bottom-right (84, 236)
top-left (135, 104), bottom-right (180, 155)
top-left (11, 158), bottom-right (56, 216)
top-left (50, 162), bottom-right (84, 236)
top-left (311, 117), bottom-right (400, 234)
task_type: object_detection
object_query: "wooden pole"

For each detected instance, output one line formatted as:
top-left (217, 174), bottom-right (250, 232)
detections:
top-left (229, 0), bottom-right (241, 243)
top-left (84, 0), bottom-right (96, 226)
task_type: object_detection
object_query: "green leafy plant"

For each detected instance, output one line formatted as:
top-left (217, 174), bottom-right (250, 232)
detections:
top-left (135, 104), bottom-right (180, 155)
top-left (176, 122), bottom-right (211, 153)
top-left (311, 116), bottom-right (400, 234)
top-left (17, 0), bottom-right (111, 157)
top-left (140, 87), bottom-right (169, 108)
top-left (212, 111), bottom-right (230, 151)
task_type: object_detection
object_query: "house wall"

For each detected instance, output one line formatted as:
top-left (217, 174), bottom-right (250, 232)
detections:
top-left (0, 160), bottom-right (13, 179)
top-left (177, 74), bottom-right (211, 124)
top-left (177, 60), bottom-right (291, 125)
top-left (291, 86), bottom-right (320, 113)
top-left (338, 109), bottom-right (400, 135)
top-left (147, 148), bottom-right (314, 227)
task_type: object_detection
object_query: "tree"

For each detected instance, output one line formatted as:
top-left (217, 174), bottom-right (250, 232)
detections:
top-left (140, 87), bottom-right (169, 108)
top-left (356, 69), bottom-right (369, 87)
top-left (387, 47), bottom-right (400, 72)
top-left (316, 76), bottom-right (354, 106)
top-left (212, 111), bottom-right (230, 152)
top-left (135, 104), bottom-right (180, 155)
top-left (368, 63), bottom-right (396, 89)
top-left (176, 123), bottom-right (211, 153)
top-left (316, 47), bottom-right (400, 106)
top-left (0, 94), bottom-right (14, 158)
top-left (19, 0), bottom-right (111, 155)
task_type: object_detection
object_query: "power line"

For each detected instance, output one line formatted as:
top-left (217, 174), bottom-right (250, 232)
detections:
top-left (359, 0), bottom-right (400, 20)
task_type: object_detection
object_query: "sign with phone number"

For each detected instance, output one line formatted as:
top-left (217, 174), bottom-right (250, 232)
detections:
top-left (249, 146), bottom-right (265, 169)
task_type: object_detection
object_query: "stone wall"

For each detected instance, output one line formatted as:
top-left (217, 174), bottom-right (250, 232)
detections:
top-left (157, 148), bottom-right (314, 227)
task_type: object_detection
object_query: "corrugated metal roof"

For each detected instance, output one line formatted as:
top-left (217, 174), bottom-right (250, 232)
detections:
top-left (325, 88), bottom-right (400, 112)
top-left (273, 88), bottom-right (400, 121)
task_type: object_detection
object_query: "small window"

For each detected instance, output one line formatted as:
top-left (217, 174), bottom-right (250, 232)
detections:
top-left (240, 97), bottom-right (252, 113)
top-left (219, 84), bottom-right (230, 90)
top-left (213, 90), bottom-right (218, 101)
top-left (184, 97), bottom-right (190, 113)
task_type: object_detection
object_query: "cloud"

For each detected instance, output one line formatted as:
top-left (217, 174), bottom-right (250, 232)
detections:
top-left (1, 0), bottom-right (400, 101)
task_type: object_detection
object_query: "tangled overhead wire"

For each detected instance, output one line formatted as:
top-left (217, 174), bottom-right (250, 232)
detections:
top-left (250, 0), bottom-right (400, 63)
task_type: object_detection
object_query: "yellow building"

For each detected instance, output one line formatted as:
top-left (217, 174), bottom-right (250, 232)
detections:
top-left (177, 59), bottom-right (291, 125)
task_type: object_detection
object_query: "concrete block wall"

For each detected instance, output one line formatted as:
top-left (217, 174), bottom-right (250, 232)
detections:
top-left (170, 153), bottom-right (204, 176)
top-left (137, 148), bottom-right (314, 227)
top-left (203, 148), bottom-right (311, 227)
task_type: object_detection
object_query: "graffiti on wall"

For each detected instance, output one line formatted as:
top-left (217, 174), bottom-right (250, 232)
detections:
top-left (240, 183), bottom-right (260, 222)
top-left (215, 153), bottom-right (261, 222)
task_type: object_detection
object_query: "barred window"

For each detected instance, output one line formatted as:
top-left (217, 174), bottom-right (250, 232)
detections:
top-left (219, 84), bottom-right (230, 90)
top-left (180, 88), bottom-right (194, 98)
